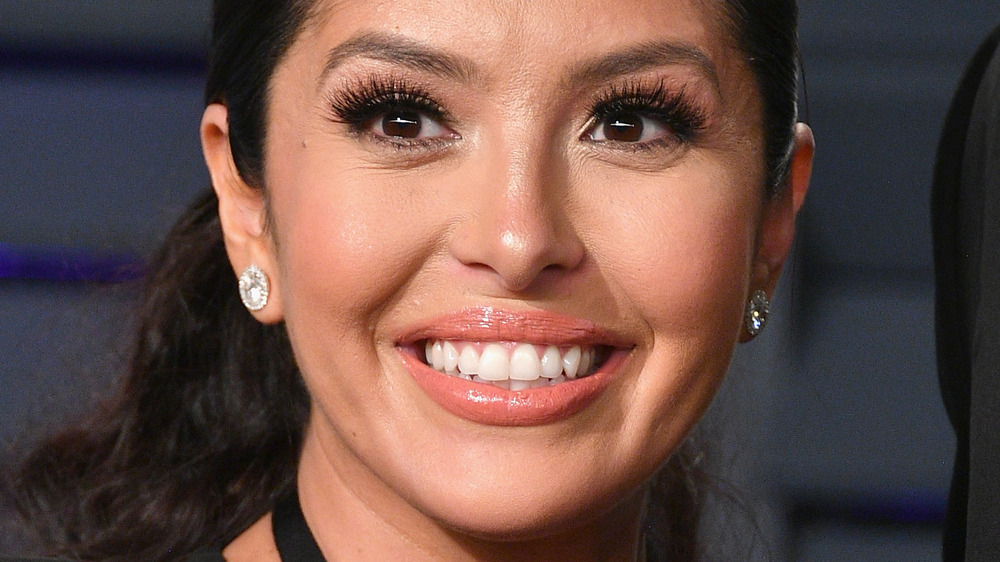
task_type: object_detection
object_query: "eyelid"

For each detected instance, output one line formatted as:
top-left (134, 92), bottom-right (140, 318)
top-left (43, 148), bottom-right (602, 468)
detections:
top-left (326, 77), bottom-right (450, 128)
top-left (583, 80), bottom-right (709, 146)
top-left (325, 76), bottom-right (460, 146)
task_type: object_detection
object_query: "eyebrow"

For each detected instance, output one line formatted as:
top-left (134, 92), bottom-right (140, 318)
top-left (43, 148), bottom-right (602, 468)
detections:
top-left (320, 31), bottom-right (480, 84)
top-left (568, 41), bottom-right (720, 91)
top-left (320, 33), bottom-right (718, 92)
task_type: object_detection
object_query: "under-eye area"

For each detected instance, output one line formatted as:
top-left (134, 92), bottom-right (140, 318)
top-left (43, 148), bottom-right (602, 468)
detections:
top-left (419, 340), bottom-right (614, 390)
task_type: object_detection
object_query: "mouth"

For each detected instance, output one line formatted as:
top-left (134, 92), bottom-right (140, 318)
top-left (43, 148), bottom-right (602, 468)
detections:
top-left (395, 307), bottom-right (633, 426)
top-left (419, 340), bottom-right (613, 391)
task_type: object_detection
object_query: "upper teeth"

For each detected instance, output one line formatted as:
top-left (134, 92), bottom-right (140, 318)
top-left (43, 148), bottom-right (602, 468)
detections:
top-left (424, 340), bottom-right (598, 389)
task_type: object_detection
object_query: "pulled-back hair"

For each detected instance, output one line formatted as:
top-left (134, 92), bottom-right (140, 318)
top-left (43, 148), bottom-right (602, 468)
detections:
top-left (4, 1), bottom-right (799, 559)
top-left (720, 0), bottom-right (801, 194)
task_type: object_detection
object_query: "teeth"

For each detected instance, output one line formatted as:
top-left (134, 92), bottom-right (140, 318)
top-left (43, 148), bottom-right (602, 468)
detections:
top-left (540, 346), bottom-right (563, 379)
top-left (562, 346), bottom-right (581, 379)
top-left (509, 344), bottom-right (541, 381)
top-left (458, 346), bottom-right (479, 376)
top-left (431, 341), bottom-right (445, 371)
top-left (579, 348), bottom-right (593, 376)
top-left (473, 375), bottom-right (509, 390)
top-left (423, 340), bottom-right (603, 387)
top-left (509, 379), bottom-right (532, 391)
top-left (443, 341), bottom-right (459, 373)
top-left (478, 344), bottom-right (509, 381)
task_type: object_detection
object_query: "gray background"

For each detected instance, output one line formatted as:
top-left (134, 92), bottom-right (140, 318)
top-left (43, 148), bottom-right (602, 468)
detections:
top-left (4, 1), bottom-right (999, 559)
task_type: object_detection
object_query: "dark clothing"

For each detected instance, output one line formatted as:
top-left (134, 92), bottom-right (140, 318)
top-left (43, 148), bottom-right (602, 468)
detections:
top-left (933, 22), bottom-right (1000, 562)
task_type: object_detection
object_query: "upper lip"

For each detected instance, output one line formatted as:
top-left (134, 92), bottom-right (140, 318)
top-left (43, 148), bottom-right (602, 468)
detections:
top-left (394, 306), bottom-right (635, 348)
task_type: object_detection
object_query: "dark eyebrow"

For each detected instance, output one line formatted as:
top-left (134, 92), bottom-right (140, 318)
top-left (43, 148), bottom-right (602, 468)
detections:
top-left (320, 32), bottom-right (480, 84)
top-left (569, 41), bottom-right (720, 91)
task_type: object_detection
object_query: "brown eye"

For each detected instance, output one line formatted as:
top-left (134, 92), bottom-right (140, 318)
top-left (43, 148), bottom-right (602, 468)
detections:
top-left (368, 108), bottom-right (454, 141)
top-left (602, 113), bottom-right (644, 142)
top-left (380, 110), bottom-right (422, 138)
top-left (587, 111), bottom-right (671, 145)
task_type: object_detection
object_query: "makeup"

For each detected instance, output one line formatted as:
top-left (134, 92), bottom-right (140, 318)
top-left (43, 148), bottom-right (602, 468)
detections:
top-left (397, 307), bottom-right (633, 426)
top-left (585, 80), bottom-right (708, 147)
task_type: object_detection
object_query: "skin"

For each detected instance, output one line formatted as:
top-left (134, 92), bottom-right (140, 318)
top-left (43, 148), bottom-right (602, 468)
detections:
top-left (202, 0), bottom-right (814, 559)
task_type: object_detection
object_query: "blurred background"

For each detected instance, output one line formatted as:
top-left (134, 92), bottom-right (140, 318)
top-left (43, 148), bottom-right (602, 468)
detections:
top-left (2, 1), bottom-right (999, 559)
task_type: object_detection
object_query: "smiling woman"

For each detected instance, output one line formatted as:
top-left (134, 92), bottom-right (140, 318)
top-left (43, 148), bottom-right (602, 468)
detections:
top-left (3, 0), bottom-right (812, 561)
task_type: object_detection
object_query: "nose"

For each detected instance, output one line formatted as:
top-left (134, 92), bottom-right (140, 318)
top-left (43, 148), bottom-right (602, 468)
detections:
top-left (448, 144), bottom-right (585, 293)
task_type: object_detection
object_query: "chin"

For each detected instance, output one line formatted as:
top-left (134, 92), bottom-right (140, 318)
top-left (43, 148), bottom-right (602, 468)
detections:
top-left (400, 452), bottom-right (653, 543)
top-left (432, 489), bottom-right (633, 543)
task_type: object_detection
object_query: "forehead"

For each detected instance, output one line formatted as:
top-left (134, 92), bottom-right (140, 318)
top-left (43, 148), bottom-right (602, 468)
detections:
top-left (294, 0), bottom-right (741, 80)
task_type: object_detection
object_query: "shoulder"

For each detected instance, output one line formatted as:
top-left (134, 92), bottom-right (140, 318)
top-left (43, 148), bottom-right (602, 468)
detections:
top-left (222, 511), bottom-right (280, 562)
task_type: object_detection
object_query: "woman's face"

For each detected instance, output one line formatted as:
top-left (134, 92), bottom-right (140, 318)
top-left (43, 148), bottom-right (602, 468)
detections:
top-left (208, 0), bottom-right (807, 548)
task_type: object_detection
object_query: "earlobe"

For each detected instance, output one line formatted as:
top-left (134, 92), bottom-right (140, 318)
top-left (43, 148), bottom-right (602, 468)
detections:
top-left (201, 103), bottom-right (284, 324)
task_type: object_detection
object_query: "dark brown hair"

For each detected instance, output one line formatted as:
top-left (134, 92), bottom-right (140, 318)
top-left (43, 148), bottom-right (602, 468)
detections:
top-left (4, 1), bottom-right (799, 559)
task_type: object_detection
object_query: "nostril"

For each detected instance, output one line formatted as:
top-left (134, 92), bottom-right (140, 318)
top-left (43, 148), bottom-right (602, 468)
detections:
top-left (446, 185), bottom-right (585, 292)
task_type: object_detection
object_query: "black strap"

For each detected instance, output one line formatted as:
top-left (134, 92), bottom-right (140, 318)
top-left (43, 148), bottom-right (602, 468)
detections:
top-left (272, 489), bottom-right (326, 562)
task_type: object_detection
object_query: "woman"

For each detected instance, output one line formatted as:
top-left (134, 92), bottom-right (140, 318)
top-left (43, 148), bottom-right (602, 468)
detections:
top-left (4, 0), bottom-right (813, 559)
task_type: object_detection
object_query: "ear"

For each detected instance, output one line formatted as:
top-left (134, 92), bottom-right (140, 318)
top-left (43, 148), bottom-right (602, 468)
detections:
top-left (201, 103), bottom-right (284, 324)
top-left (741, 123), bottom-right (814, 341)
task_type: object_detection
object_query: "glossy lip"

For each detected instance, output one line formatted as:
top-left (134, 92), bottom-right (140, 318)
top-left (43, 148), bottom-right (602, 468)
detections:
top-left (396, 307), bottom-right (635, 347)
top-left (395, 307), bottom-right (634, 426)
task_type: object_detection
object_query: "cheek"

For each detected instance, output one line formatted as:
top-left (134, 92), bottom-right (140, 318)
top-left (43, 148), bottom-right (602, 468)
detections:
top-left (583, 165), bottom-right (760, 341)
top-left (264, 146), bottom-right (443, 350)
top-left (278, 186), bottom-right (424, 313)
top-left (580, 163), bottom-right (761, 454)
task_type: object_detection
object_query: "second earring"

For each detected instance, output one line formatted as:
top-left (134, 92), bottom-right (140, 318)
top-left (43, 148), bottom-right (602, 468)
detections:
top-left (239, 265), bottom-right (270, 312)
top-left (744, 290), bottom-right (770, 337)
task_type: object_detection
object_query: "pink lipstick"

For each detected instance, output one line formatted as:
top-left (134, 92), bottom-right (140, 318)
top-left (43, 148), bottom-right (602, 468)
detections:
top-left (396, 307), bottom-right (632, 426)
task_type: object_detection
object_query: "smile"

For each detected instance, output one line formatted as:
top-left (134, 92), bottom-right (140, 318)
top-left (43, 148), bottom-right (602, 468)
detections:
top-left (421, 340), bottom-right (609, 390)
top-left (396, 307), bottom-right (633, 426)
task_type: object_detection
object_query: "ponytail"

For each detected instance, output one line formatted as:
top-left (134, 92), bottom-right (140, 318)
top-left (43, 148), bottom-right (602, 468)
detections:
top-left (7, 190), bottom-right (307, 560)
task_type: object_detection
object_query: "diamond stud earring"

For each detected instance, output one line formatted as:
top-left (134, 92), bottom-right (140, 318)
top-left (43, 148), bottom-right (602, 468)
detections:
top-left (238, 265), bottom-right (270, 312)
top-left (744, 290), bottom-right (770, 337)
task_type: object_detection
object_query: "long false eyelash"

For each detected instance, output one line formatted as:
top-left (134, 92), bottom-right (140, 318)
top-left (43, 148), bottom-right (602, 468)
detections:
top-left (589, 80), bottom-right (709, 144)
top-left (326, 76), bottom-right (448, 133)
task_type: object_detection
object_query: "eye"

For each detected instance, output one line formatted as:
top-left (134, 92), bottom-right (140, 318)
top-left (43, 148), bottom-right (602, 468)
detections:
top-left (582, 82), bottom-right (708, 150)
top-left (371, 108), bottom-right (453, 140)
top-left (586, 111), bottom-right (671, 144)
top-left (327, 77), bottom-right (460, 147)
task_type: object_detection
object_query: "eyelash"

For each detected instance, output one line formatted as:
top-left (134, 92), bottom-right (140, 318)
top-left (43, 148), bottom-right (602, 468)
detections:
top-left (327, 77), bottom-right (451, 140)
top-left (587, 81), bottom-right (708, 147)
top-left (325, 77), bottom-right (708, 150)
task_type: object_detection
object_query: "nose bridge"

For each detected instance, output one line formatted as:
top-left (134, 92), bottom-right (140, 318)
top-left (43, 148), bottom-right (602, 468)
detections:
top-left (449, 123), bottom-right (584, 292)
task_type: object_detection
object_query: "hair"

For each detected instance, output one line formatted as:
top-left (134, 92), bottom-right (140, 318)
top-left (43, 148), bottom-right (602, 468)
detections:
top-left (3, 1), bottom-right (799, 560)
top-left (719, 0), bottom-right (802, 195)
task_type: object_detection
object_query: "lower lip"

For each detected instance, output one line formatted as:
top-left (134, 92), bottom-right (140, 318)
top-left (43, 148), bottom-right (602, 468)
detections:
top-left (400, 350), bottom-right (627, 427)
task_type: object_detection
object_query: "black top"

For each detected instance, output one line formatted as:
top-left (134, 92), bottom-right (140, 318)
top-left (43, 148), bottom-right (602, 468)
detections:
top-left (933, 21), bottom-right (1000, 562)
top-left (271, 488), bottom-right (325, 562)
top-left (181, 488), bottom-right (324, 561)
